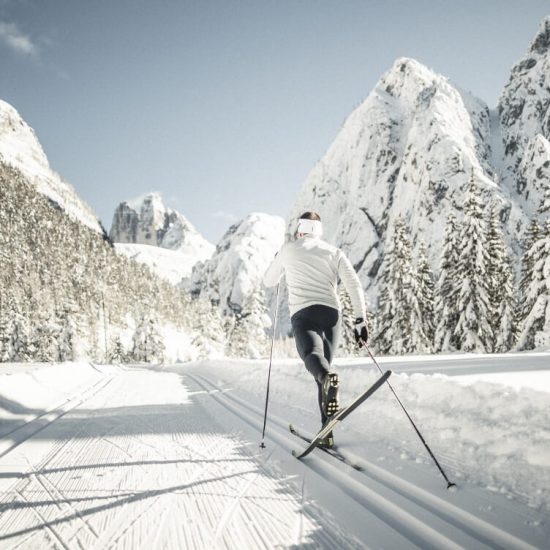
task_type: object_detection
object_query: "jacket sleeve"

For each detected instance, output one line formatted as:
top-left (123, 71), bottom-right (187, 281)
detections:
top-left (263, 246), bottom-right (285, 287)
top-left (337, 250), bottom-right (366, 319)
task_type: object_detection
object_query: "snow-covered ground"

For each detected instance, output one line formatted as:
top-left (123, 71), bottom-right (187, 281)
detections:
top-left (0, 352), bottom-right (548, 548)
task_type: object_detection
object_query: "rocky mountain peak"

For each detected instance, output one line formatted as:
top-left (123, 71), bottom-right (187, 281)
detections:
top-left (530, 16), bottom-right (550, 55)
top-left (110, 193), bottom-right (214, 260)
top-left (498, 17), bottom-right (550, 215)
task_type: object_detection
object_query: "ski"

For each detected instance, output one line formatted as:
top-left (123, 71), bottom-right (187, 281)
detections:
top-left (289, 424), bottom-right (364, 471)
top-left (292, 369), bottom-right (391, 460)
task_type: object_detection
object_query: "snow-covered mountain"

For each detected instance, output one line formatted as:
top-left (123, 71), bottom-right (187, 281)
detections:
top-left (289, 57), bottom-right (509, 303)
top-left (0, 99), bottom-right (104, 234)
top-left (289, 18), bottom-right (550, 305)
top-left (110, 193), bottom-right (214, 283)
top-left (188, 213), bottom-right (285, 317)
top-left (499, 16), bottom-right (550, 218)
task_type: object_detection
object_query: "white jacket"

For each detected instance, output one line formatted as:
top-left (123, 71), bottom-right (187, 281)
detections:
top-left (263, 236), bottom-right (366, 318)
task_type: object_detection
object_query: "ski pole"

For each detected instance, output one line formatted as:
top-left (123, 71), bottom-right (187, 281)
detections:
top-left (362, 343), bottom-right (456, 490)
top-left (260, 282), bottom-right (280, 449)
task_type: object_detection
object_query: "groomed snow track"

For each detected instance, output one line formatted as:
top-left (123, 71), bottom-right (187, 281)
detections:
top-left (0, 363), bottom-right (546, 549)
top-left (186, 371), bottom-right (539, 550)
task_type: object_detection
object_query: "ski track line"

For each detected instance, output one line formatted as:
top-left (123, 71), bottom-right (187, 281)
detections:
top-left (186, 376), bottom-right (360, 549)
top-left (188, 371), bottom-right (538, 550)
top-left (187, 373), bottom-right (463, 550)
top-left (0, 366), bottom-right (365, 549)
top-left (32, 472), bottom-right (99, 541)
top-left (0, 372), bottom-right (116, 460)
top-left (13, 488), bottom-right (71, 550)
top-left (0, 371), bottom-right (162, 549)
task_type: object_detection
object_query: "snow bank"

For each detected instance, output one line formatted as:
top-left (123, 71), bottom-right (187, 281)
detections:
top-left (0, 362), bottom-right (109, 438)
top-left (187, 356), bottom-right (550, 512)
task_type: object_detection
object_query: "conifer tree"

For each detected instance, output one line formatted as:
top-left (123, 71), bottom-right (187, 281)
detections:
top-left (412, 242), bottom-right (435, 352)
top-left (517, 218), bottom-right (542, 326)
top-left (375, 218), bottom-right (416, 355)
top-left (226, 287), bottom-right (269, 358)
top-left (191, 298), bottom-right (225, 358)
top-left (108, 336), bottom-right (126, 364)
top-left (434, 214), bottom-right (460, 351)
top-left (486, 204), bottom-right (516, 352)
top-left (338, 285), bottom-right (359, 356)
top-left (516, 215), bottom-right (550, 349)
top-left (453, 176), bottom-right (492, 352)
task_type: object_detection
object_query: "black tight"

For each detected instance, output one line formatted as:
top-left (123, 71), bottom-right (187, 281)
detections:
top-left (291, 305), bottom-right (340, 424)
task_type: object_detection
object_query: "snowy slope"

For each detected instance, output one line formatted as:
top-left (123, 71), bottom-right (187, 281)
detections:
top-left (0, 355), bottom-right (548, 548)
top-left (188, 212), bottom-right (285, 316)
top-left (114, 243), bottom-right (202, 284)
top-left (499, 16), bottom-right (550, 217)
top-left (0, 99), bottom-right (104, 234)
top-left (289, 58), bottom-right (518, 303)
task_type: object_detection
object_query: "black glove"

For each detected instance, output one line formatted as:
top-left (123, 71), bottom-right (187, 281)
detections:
top-left (353, 317), bottom-right (369, 346)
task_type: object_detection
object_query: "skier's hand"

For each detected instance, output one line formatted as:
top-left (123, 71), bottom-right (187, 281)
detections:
top-left (353, 318), bottom-right (369, 346)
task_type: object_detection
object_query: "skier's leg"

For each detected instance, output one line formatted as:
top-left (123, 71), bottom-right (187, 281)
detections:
top-left (292, 309), bottom-right (330, 424)
top-left (321, 308), bottom-right (341, 421)
top-left (292, 306), bottom-right (341, 424)
top-left (323, 314), bottom-right (341, 365)
top-left (292, 314), bottom-right (329, 384)
top-left (316, 380), bottom-right (327, 425)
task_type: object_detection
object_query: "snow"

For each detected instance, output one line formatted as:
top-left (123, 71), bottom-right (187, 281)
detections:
top-left (0, 353), bottom-right (548, 548)
top-left (188, 212), bottom-right (285, 316)
top-left (114, 243), bottom-right (202, 284)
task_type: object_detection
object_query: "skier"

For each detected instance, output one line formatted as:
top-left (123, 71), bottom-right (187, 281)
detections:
top-left (263, 212), bottom-right (369, 448)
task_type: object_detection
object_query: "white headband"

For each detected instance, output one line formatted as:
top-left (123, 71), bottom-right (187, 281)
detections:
top-left (296, 218), bottom-right (323, 237)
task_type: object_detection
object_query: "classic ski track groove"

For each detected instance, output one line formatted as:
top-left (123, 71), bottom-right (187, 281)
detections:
top-left (0, 373), bottom-right (115, 459)
top-left (189, 371), bottom-right (538, 550)
top-left (14, 488), bottom-right (70, 550)
top-left (0, 367), bottom-right (363, 549)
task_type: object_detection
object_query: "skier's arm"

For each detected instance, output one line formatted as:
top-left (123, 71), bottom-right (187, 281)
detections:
top-left (263, 247), bottom-right (285, 287)
top-left (337, 251), bottom-right (366, 319)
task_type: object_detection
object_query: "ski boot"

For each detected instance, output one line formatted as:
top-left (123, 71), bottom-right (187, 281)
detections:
top-left (318, 431), bottom-right (335, 449)
top-left (321, 372), bottom-right (339, 417)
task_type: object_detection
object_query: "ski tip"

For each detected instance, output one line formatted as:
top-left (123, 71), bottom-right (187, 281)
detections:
top-left (291, 450), bottom-right (298, 458)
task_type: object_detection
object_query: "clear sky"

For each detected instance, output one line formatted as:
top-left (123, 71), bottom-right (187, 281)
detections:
top-left (1, 1), bottom-right (548, 242)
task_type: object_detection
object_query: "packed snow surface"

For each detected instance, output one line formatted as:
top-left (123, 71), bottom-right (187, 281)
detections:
top-left (0, 353), bottom-right (548, 548)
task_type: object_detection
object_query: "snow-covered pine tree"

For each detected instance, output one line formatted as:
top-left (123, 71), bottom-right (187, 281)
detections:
top-left (486, 204), bottom-right (516, 352)
top-left (190, 297), bottom-right (225, 357)
top-left (33, 314), bottom-right (60, 362)
top-left (226, 287), bottom-right (269, 358)
top-left (412, 242), bottom-right (435, 353)
top-left (434, 214), bottom-right (460, 351)
top-left (11, 313), bottom-right (34, 361)
top-left (517, 218), bottom-right (542, 326)
top-left (375, 218), bottom-right (417, 355)
top-left (338, 284), bottom-right (359, 356)
top-left (131, 315), bottom-right (164, 363)
top-left (453, 175), bottom-right (493, 352)
top-left (516, 200), bottom-right (550, 350)
top-left (108, 336), bottom-right (126, 364)
top-left (58, 309), bottom-right (77, 362)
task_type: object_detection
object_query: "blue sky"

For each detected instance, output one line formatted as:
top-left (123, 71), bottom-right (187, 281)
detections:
top-left (1, 1), bottom-right (548, 241)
